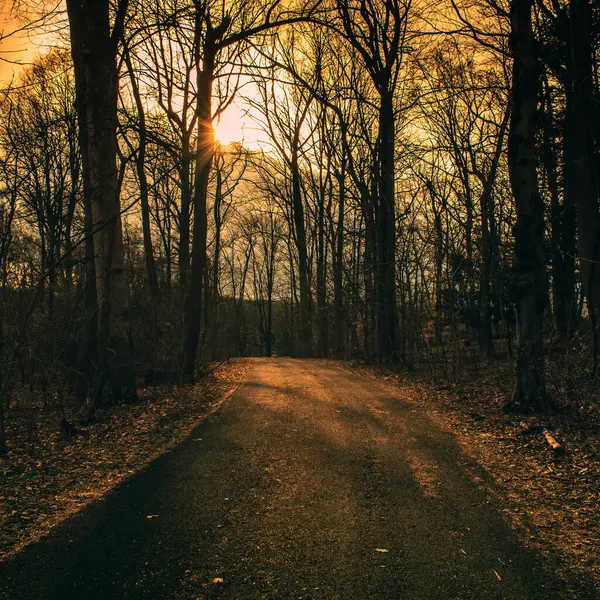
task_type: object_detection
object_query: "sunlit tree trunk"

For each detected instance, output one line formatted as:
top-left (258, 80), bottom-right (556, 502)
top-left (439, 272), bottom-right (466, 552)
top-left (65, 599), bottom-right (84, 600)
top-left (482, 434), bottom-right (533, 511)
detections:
top-left (182, 36), bottom-right (215, 380)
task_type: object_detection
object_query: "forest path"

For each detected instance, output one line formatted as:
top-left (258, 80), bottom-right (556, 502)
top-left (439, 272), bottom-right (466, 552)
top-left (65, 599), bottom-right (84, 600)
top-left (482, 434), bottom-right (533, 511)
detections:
top-left (0, 358), bottom-right (594, 599)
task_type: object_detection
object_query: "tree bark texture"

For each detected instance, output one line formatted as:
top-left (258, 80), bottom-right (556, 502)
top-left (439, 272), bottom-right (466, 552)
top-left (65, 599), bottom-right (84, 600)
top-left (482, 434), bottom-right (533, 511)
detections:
top-left (181, 41), bottom-right (215, 381)
top-left (507, 0), bottom-right (547, 411)
top-left (67, 0), bottom-right (137, 403)
top-left (568, 0), bottom-right (600, 375)
top-left (542, 81), bottom-right (577, 342)
top-left (376, 91), bottom-right (398, 362)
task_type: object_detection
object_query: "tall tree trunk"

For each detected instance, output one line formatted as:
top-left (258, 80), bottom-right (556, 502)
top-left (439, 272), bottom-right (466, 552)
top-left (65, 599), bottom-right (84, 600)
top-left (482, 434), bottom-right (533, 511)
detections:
top-left (291, 147), bottom-right (312, 357)
top-left (179, 132), bottom-right (192, 289)
top-left (206, 158), bottom-right (223, 360)
top-left (125, 51), bottom-right (159, 302)
top-left (266, 230), bottom-right (275, 356)
top-left (181, 40), bottom-right (215, 381)
top-left (64, 132), bottom-right (80, 291)
top-left (212, 161), bottom-right (223, 300)
top-left (543, 78), bottom-right (577, 343)
top-left (376, 90), bottom-right (398, 361)
top-left (333, 147), bottom-right (346, 357)
top-left (82, 181), bottom-right (101, 420)
top-left (67, 0), bottom-right (136, 404)
top-left (506, 0), bottom-right (547, 411)
top-left (71, 68), bottom-right (99, 413)
top-left (316, 185), bottom-right (327, 358)
top-left (426, 182), bottom-right (444, 345)
top-left (288, 239), bottom-right (298, 356)
top-left (569, 0), bottom-right (600, 375)
top-left (363, 192), bottom-right (376, 360)
top-left (479, 104), bottom-right (510, 357)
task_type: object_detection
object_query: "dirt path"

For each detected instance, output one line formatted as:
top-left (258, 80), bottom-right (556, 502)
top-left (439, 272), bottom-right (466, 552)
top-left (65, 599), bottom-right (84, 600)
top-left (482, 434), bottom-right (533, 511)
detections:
top-left (1, 358), bottom-right (597, 599)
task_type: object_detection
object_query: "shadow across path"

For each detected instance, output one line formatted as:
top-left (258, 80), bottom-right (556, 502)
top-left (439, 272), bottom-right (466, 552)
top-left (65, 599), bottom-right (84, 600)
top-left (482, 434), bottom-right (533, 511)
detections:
top-left (1, 358), bottom-right (597, 600)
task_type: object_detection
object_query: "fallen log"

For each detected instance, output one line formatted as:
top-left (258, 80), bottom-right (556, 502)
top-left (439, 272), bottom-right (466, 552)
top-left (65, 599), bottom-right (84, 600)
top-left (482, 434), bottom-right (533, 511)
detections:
top-left (543, 429), bottom-right (566, 456)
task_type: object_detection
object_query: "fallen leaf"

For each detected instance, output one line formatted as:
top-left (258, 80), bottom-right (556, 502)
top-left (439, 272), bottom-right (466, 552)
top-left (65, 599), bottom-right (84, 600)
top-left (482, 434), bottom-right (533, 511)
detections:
top-left (146, 515), bottom-right (159, 519)
top-left (492, 569), bottom-right (502, 581)
top-left (375, 548), bottom-right (389, 553)
top-left (213, 577), bottom-right (224, 584)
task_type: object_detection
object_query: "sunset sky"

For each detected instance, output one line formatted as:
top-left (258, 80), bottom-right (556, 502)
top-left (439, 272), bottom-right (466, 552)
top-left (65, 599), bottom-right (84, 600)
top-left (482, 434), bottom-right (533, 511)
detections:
top-left (0, 8), bottom-right (251, 145)
top-left (0, 8), bottom-right (37, 83)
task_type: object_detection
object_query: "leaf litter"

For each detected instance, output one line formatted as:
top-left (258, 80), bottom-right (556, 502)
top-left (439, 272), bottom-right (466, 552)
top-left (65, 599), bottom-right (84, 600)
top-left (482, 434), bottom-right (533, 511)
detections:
top-left (0, 360), bottom-right (247, 561)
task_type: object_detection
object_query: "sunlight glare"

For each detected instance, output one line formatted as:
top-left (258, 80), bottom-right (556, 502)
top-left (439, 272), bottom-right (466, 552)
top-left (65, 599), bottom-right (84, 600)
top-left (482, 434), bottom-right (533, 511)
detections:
top-left (213, 110), bottom-right (244, 145)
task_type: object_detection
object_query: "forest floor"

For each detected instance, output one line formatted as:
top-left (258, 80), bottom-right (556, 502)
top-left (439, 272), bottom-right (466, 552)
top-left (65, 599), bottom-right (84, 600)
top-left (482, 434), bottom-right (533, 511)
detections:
top-left (0, 360), bottom-right (247, 561)
top-left (343, 355), bottom-right (600, 589)
top-left (1, 357), bottom-right (594, 600)
top-left (1, 355), bottom-right (598, 597)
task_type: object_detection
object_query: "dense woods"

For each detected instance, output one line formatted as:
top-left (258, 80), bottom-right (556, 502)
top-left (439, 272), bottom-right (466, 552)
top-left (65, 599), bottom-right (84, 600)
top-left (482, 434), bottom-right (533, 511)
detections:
top-left (1, 0), bottom-right (600, 453)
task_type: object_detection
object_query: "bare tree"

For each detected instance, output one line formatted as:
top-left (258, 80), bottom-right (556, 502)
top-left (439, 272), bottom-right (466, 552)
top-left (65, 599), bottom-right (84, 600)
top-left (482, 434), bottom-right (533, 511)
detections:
top-left (506, 0), bottom-right (547, 411)
top-left (66, 0), bottom-right (137, 406)
top-left (335, 0), bottom-right (413, 361)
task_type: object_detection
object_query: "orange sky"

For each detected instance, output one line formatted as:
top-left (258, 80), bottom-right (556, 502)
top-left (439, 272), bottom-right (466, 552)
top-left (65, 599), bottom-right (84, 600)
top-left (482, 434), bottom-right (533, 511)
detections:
top-left (0, 8), bottom-right (260, 146)
top-left (0, 8), bottom-right (41, 83)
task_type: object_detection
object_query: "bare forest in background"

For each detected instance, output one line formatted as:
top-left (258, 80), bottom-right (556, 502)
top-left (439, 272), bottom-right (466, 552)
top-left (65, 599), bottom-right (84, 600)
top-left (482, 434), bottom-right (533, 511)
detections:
top-left (1, 0), bottom-right (600, 453)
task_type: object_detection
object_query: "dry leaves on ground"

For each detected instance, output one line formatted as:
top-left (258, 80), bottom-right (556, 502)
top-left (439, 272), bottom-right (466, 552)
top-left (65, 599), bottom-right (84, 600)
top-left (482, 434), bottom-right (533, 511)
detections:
top-left (0, 360), bottom-right (247, 561)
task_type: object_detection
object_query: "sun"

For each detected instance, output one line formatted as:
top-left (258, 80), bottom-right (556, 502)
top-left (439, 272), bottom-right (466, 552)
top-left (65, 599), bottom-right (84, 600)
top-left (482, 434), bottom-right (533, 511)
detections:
top-left (211, 99), bottom-right (270, 149)
top-left (213, 109), bottom-right (244, 145)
